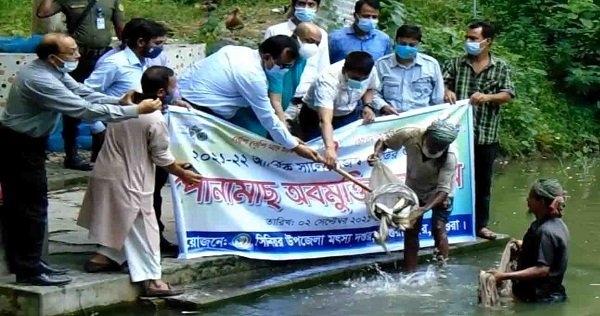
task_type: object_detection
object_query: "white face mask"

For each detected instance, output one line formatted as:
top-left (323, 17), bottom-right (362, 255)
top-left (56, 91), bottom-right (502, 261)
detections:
top-left (299, 41), bottom-right (319, 59)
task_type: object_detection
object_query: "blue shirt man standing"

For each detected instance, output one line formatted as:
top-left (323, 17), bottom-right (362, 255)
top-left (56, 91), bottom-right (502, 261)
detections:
top-left (373, 25), bottom-right (445, 114)
top-left (328, 0), bottom-right (392, 64)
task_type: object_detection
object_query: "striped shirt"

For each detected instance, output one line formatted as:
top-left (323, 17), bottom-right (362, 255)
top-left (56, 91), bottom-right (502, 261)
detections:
top-left (442, 54), bottom-right (514, 144)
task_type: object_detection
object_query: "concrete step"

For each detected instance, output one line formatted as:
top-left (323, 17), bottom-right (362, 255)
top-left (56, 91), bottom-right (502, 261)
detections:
top-left (0, 235), bottom-right (509, 316)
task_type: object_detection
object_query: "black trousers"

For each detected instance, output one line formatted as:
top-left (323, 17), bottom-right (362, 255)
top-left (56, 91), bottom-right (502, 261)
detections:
top-left (474, 143), bottom-right (499, 230)
top-left (153, 166), bottom-right (169, 234)
top-left (0, 127), bottom-right (48, 277)
top-left (62, 49), bottom-right (106, 159)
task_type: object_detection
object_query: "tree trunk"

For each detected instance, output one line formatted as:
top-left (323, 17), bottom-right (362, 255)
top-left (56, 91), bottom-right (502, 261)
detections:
top-left (31, 0), bottom-right (67, 34)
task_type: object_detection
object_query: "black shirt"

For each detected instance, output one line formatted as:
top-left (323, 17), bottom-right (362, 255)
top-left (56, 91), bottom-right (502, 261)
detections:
top-left (513, 216), bottom-right (569, 302)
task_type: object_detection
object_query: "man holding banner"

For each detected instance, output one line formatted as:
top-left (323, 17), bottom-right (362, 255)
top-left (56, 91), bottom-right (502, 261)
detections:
top-left (443, 21), bottom-right (514, 240)
top-left (300, 51), bottom-right (378, 169)
top-left (177, 35), bottom-right (321, 162)
top-left (368, 119), bottom-right (459, 271)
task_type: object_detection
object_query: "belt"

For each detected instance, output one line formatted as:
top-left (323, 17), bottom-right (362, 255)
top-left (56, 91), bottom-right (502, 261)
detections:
top-left (79, 47), bottom-right (110, 58)
top-left (182, 98), bottom-right (223, 118)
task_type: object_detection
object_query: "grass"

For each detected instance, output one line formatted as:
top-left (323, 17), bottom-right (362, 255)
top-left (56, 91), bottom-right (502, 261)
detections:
top-left (0, 0), bottom-right (289, 45)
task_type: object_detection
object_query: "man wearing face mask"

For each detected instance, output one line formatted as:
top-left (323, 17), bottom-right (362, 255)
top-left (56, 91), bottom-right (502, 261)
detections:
top-left (0, 33), bottom-right (162, 286)
top-left (78, 66), bottom-right (201, 297)
top-left (82, 19), bottom-right (165, 160)
top-left (264, 0), bottom-right (330, 127)
top-left (178, 35), bottom-right (321, 162)
top-left (373, 25), bottom-right (445, 114)
top-left (328, 0), bottom-right (392, 64)
top-left (367, 119), bottom-right (460, 271)
top-left (267, 22), bottom-right (323, 136)
top-left (37, 0), bottom-right (125, 171)
top-left (442, 21), bottom-right (515, 241)
top-left (299, 51), bottom-right (379, 169)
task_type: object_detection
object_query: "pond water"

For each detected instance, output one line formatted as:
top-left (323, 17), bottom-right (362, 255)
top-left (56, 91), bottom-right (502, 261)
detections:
top-left (111, 159), bottom-right (600, 316)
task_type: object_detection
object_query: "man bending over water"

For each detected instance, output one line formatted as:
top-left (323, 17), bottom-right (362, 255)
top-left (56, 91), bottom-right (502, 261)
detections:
top-left (489, 179), bottom-right (569, 303)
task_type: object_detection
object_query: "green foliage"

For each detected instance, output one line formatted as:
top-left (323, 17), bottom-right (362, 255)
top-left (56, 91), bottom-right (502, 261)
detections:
top-left (379, 0), bottom-right (600, 157)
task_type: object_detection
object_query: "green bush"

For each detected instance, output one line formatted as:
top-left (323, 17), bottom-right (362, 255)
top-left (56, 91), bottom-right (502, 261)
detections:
top-left (379, 0), bottom-right (600, 157)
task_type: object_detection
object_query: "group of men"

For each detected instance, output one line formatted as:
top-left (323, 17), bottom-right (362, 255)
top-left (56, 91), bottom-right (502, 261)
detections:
top-left (0, 0), bottom-right (569, 304)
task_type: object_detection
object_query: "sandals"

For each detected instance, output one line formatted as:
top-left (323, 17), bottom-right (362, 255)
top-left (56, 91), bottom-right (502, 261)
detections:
top-left (84, 259), bottom-right (123, 273)
top-left (477, 227), bottom-right (497, 240)
top-left (143, 283), bottom-right (184, 297)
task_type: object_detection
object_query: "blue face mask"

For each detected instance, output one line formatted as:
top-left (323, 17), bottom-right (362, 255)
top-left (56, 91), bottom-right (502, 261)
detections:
top-left (464, 40), bottom-right (484, 56)
top-left (266, 64), bottom-right (290, 78)
top-left (346, 75), bottom-right (368, 90)
top-left (144, 45), bottom-right (163, 59)
top-left (356, 18), bottom-right (378, 33)
top-left (53, 55), bottom-right (79, 73)
top-left (294, 7), bottom-right (317, 22)
top-left (395, 45), bottom-right (418, 60)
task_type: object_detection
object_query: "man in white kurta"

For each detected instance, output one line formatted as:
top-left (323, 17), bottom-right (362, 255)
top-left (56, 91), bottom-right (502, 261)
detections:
top-left (78, 66), bottom-right (200, 297)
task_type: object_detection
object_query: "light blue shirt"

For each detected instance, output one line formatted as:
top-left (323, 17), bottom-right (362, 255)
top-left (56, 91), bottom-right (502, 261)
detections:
top-left (84, 47), bottom-right (146, 97)
top-left (178, 45), bottom-right (298, 149)
top-left (0, 59), bottom-right (138, 137)
top-left (328, 26), bottom-right (392, 64)
top-left (373, 53), bottom-right (445, 113)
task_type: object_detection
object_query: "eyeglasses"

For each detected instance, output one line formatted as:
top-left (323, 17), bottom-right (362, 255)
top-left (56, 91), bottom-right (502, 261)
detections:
top-left (278, 62), bottom-right (295, 69)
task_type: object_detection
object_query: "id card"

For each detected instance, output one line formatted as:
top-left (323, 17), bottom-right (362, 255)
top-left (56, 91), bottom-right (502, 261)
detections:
top-left (96, 17), bottom-right (106, 30)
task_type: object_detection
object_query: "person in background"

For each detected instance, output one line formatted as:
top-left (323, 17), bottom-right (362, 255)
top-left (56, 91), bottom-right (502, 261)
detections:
top-left (328, 0), bottom-right (392, 64)
top-left (443, 21), bottom-right (515, 240)
top-left (83, 19), bottom-right (166, 159)
top-left (0, 33), bottom-right (161, 286)
top-left (489, 179), bottom-right (569, 303)
top-left (373, 25), bottom-right (444, 114)
top-left (178, 35), bottom-right (321, 162)
top-left (78, 66), bottom-right (200, 297)
top-left (264, 0), bottom-right (330, 127)
top-left (367, 119), bottom-right (459, 271)
top-left (37, 0), bottom-right (125, 171)
top-left (299, 51), bottom-right (378, 168)
top-left (267, 22), bottom-right (323, 135)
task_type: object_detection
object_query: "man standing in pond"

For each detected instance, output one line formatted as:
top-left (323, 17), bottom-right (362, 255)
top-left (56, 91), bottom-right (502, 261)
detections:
top-left (489, 179), bottom-right (569, 303)
top-left (443, 21), bottom-right (515, 240)
top-left (328, 0), bottom-right (392, 64)
top-left (37, 0), bottom-right (125, 171)
top-left (373, 25), bottom-right (444, 114)
top-left (367, 119), bottom-right (459, 271)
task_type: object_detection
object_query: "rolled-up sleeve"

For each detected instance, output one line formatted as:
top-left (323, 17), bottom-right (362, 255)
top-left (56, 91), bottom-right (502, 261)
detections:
top-left (235, 74), bottom-right (298, 149)
top-left (148, 119), bottom-right (176, 167)
top-left (27, 75), bottom-right (138, 122)
top-left (383, 128), bottom-right (414, 150)
top-left (436, 152), bottom-right (457, 195)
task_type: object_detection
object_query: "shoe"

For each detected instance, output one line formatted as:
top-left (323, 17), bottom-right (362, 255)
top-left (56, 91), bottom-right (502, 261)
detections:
top-left (143, 283), bottom-right (184, 298)
top-left (16, 273), bottom-right (72, 286)
top-left (477, 227), bottom-right (497, 240)
top-left (160, 236), bottom-right (179, 257)
top-left (84, 260), bottom-right (122, 273)
top-left (64, 156), bottom-right (93, 171)
top-left (40, 261), bottom-right (68, 275)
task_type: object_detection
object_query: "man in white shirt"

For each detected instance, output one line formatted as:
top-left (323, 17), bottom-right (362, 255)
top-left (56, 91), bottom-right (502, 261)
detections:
top-left (178, 35), bottom-right (320, 161)
top-left (264, 0), bottom-right (330, 122)
top-left (300, 51), bottom-right (379, 169)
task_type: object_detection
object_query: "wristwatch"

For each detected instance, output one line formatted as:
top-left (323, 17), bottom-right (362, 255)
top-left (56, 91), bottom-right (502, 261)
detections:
top-left (363, 102), bottom-right (375, 111)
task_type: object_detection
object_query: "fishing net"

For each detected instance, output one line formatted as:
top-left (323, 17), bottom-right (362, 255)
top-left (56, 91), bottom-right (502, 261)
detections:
top-left (366, 160), bottom-right (419, 252)
top-left (478, 240), bottom-right (519, 307)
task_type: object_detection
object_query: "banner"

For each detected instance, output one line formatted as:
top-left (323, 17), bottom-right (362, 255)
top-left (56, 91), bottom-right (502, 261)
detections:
top-left (167, 100), bottom-right (476, 260)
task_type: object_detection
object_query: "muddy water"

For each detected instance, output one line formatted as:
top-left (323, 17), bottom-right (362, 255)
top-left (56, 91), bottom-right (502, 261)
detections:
top-left (112, 159), bottom-right (600, 315)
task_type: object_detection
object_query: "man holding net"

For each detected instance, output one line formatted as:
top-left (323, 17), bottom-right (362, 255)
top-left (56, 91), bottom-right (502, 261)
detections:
top-left (487, 179), bottom-right (569, 303)
top-left (368, 119), bottom-right (459, 271)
